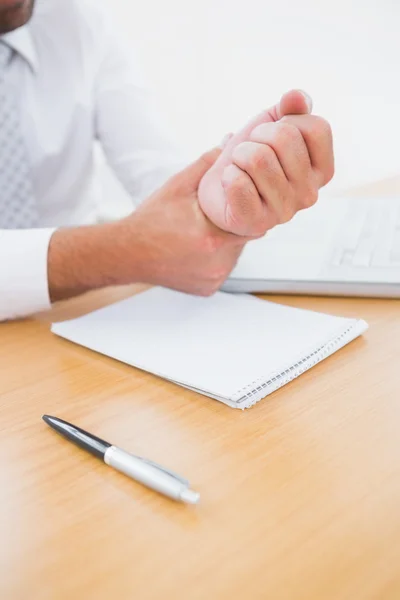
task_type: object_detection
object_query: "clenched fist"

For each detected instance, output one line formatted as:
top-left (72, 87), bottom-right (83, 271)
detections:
top-left (47, 91), bottom-right (334, 311)
top-left (198, 89), bottom-right (334, 237)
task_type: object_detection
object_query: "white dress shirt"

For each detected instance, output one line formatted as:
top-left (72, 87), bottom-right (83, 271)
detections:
top-left (0, 0), bottom-right (184, 321)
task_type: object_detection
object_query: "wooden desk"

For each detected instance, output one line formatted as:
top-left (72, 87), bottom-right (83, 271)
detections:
top-left (2, 179), bottom-right (400, 600)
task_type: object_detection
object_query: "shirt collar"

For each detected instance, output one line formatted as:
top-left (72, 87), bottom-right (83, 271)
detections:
top-left (1, 24), bottom-right (38, 74)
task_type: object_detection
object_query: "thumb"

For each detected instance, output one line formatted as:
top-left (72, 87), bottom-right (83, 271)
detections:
top-left (273, 89), bottom-right (313, 120)
top-left (245, 89), bottom-right (313, 129)
top-left (178, 147), bottom-right (222, 191)
top-left (213, 89), bottom-right (313, 163)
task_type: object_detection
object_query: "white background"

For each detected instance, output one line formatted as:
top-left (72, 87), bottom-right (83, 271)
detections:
top-left (100, 0), bottom-right (400, 210)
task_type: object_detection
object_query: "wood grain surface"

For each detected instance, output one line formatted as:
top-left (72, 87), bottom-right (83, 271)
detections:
top-left (1, 177), bottom-right (400, 600)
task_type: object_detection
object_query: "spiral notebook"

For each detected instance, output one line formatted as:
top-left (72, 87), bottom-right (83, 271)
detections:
top-left (51, 287), bottom-right (368, 409)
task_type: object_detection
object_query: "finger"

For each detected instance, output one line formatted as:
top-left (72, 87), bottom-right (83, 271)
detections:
top-left (214, 90), bottom-right (313, 164)
top-left (197, 91), bottom-right (315, 233)
top-left (178, 147), bottom-right (223, 191)
top-left (279, 114), bottom-right (334, 186)
top-left (249, 121), bottom-right (312, 184)
top-left (221, 164), bottom-right (272, 236)
top-left (219, 133), bottom-right (234, 149)
top-left (276, 89), bottom-right (313, 119)
top-left (231, 142), bottom-right (292, 225)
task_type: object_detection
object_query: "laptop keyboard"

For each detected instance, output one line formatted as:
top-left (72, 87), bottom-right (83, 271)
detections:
top-left (329, 202), bottom-right (400, 268)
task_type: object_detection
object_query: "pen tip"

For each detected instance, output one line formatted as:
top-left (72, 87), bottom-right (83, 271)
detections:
top-left (180, 488), bottom-right (200, 505)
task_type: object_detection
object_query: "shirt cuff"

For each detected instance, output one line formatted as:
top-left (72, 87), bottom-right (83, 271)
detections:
top-left (0, 228), bottom-right (56, 321)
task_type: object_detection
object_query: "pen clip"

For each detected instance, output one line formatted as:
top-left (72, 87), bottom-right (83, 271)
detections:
top-left (136, 456), bottom-right (190, 487)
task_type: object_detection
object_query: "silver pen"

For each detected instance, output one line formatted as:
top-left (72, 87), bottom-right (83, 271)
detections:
top-left (42, 415), bottom-right (200, 504)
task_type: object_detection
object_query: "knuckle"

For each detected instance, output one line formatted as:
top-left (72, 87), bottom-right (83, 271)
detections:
top-left (301, 185), bottom-right (319, 208)
top-left (227, 170), bottom-right (252, 196)
top-left (249, 146), bottom-right (273, 172)
top-left (271, 186), bottom-right (296, 225)
top-left (274, 121), bottom-right (301, 145)
top-left (277, 206), bottom-right (295, 225)
top-left (310, 115), bottom-right (332, 141)
top-left (324, 160), bottom-right (335, 185)
top-left (275, 185), bottom-right (300, 225)
top-left (257, 206), bottom-right (281, 232)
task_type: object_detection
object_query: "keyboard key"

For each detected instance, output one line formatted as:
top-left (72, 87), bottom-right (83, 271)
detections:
top-left (390, 230), bottom-right (400, 262)
top-left (352, 247), bottom-right (373, 267)
top-left (340, 212), bottom-right (365, 250)
top-left (352, 231), bottom-right (378, 266)
top-left (328, 199), bottom-right (400, 269)
top-left (330, 248), bottom-right (343, 266)
top-left (341, 250), bottom-right (355, 266)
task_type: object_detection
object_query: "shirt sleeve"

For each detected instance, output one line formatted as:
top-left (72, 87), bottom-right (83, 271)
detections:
top-left (92, 7), bottom-right (187, 206)
top-left (0, 229), bottom-right (55, 321)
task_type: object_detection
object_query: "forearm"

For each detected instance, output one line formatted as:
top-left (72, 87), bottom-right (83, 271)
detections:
top-left (48, 221), bottom-right (135, 302)
top-left (0, 218), bottom-right (148, 322)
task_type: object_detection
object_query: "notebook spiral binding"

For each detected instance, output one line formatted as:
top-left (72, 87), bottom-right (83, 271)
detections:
top-left (232, 321), bottom-right (364, 410)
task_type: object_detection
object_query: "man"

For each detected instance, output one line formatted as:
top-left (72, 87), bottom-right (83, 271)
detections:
top-left (0, 0), bottom-right (334, 321)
